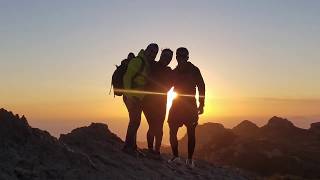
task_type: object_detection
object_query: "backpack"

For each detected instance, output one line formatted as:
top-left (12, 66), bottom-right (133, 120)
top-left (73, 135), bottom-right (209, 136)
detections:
top-left (110, 58), bottom-right (145, 96)
top-left (111, 63), bottom-right (127, 96)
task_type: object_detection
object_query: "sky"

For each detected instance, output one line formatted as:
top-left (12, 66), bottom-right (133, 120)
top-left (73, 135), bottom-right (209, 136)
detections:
top-left (1, 0), bottom-right (320, 143)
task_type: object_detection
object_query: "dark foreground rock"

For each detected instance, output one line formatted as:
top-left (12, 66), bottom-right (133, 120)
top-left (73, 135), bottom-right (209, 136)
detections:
top-left (0, 108), bottom-right (253, 180)
top-left (0, 108), bottom-right (104, 180)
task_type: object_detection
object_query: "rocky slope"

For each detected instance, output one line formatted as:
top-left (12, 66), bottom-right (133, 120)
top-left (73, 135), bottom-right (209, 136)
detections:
top-left (0, 108), bottom-right (252, 180)
top-left (177, 116), bottom-right (320, 179)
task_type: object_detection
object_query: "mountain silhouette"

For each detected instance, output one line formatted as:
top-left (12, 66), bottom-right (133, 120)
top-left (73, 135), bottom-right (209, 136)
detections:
top-left (0, 108), bottom-right (252, 180)
top-left (174, 116), bottom-right (320, 179)
top-left (232, 120), bottom-right (259, 137)
top-left (179, 123), bottom-right (229, 151)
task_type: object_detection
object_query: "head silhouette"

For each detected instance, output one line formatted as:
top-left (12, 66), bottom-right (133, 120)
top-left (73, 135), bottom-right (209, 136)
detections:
top-left (159, 48), bottom-right (173, 67)
top-left (121, 52), bottom-right (135, 66)
top-left (127, 52), bottom-right (135, 60)
top-left (144, 43), bottom-right (159, 62)
top-left (176, 47), bottom-right (189, 65)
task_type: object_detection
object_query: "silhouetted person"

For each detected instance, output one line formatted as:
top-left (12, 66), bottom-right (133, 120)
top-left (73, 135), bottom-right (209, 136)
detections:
top-left (122, 43), bottom-right (159, 155)
top-left (168, 47), bottom-right (205, 168)
top-left (143, 49), bottom-right (173, 158)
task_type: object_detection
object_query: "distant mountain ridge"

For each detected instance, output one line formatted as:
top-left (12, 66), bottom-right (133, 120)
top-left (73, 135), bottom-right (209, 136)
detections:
top-left (176, 116), bottom-right (320, 179)
top-left (0, 108), bottom-right (252, 180)
top-left (232, 120), bottom-right (259, 137)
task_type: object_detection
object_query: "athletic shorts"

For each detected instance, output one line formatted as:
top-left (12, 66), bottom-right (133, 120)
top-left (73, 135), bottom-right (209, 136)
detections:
top-left (168, 98), bottom-right (198, 128)
top-left (143, 95), bottom-right (167, 126)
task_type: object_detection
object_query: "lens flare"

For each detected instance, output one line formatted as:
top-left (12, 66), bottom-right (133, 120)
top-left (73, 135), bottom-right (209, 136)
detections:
top-left (169, 90), bottom-right (178, 100)
top-left (166, 87), bottom-right (177, 116)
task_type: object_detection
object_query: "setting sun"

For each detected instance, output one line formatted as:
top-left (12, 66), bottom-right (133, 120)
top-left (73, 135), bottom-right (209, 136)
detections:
top-left (166, 87), bottom-right (178, 115)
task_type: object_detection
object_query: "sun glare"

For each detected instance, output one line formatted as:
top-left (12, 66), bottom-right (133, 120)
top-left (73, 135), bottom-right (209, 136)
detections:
top-left (170, 90), bottom-right (178, 100)
top-left (166, 87), bottom-right (177, 114)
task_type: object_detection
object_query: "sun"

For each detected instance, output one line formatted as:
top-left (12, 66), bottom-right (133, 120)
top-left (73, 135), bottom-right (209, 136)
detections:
top-left (169, 89), bottom-right (178, 100)
top-left (166, 87), bottom-right (178, 114)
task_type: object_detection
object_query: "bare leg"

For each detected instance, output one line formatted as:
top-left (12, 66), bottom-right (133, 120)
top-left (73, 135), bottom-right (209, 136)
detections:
top-left (147, 125), bottom-right (154, 150)
top-left (124, 97), bottom-right (143, 150)
top-left (187, 125), bottom-right (196, 159)
top-left (169, 124), bottom-right (179, 157)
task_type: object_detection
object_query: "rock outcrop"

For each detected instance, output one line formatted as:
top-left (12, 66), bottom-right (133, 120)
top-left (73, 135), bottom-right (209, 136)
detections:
top-left (0, 108), bottom-right (98, 180)
top-left (266, 116), bottom-right (294, 128)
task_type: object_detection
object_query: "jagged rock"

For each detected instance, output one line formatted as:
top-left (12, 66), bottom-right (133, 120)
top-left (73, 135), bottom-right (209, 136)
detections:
top-left (0, 109), bottom-right (107, 180)
top-left (0, 109), bottom-right (31, 143)
top-left (259, 116), bottom-right (309, 142)
top-left (60, 123), bottom-right (123, 147)
top-left (266, 116), bottom-right (294, 128)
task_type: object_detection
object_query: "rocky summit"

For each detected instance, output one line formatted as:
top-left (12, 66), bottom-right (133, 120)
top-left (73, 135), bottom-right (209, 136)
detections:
top-left (0, 108), bottom-right (252, 180)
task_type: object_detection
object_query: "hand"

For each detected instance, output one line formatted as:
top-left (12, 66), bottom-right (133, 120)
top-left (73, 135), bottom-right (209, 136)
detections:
top-left (198, 106), bottom-right (204, 115)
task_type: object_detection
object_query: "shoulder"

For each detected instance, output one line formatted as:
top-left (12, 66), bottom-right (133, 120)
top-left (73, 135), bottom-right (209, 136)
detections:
top-left (186, 62), bottom-right (200, 73)
top-left (128, 57), bottom-right (142, 66)
top-left (126, 57), bottom-right (143, 72)
top-left (159, 64), bottom-right (172, 71)
top-left (128, 49), bottom-right (144, 66)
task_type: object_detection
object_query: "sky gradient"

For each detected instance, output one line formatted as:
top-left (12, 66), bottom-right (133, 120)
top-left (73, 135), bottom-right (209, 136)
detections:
top-left (1, 0), bottom-right (320, 143)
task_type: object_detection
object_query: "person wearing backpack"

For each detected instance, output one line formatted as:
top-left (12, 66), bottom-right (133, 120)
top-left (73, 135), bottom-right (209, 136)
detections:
top-left (122, 43), bottom-right (159, 155)
top-left (143, 48), bottom-right (173, 159)
top-left (111, 52), bottom-right (135, 96)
